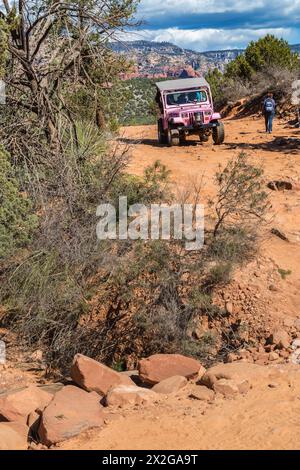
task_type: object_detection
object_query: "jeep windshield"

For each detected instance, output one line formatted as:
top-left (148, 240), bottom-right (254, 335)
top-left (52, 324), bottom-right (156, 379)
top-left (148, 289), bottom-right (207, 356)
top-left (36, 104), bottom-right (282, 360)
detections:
top-left (166, 89), bottom-right (208, 107)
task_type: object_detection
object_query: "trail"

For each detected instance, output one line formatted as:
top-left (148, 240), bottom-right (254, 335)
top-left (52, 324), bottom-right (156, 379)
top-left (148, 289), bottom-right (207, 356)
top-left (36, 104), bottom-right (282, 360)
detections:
top-left (59, 116), bottom-right (300, 451)
top-left (60, 364), bottom-right (300, 450)
top-left (121, 116), bottom-right (300, 317)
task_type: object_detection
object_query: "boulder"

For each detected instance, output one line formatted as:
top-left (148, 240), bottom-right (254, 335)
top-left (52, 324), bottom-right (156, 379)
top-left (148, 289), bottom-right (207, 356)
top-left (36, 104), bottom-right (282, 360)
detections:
top-left (30, 350), bottom-right (43, 362)
top-left (290, 348), bottom-right (300, 365)
top-left (225, 301), bottom-right (234, 315)
top-left (189, 385), bottom-right (215, 402)
top-left (0, 421), bottom-right (29, 450)
top-left (70, 354), bottom-right (134, 396)
top-left (152, 376), bottom-right (187, 394)
top-left (200, 372), bottom-right (218, 389)
top-left (38, 385), bottom-right (104, 447)
top-left (269, 352), bottom-right (280, 361)
top-left (105, 385), bottom-right (158, 407)
top-left (139, 354), bottom-right (205, 385)
top-left (0, 385), bottom-right (52, 422)
top-left (200, 362), bottom-right (274, 393)
top-left (227, 352), bottom-right (238, 363)
top-left (236, 380), bottom-right (251, 394)
top-left (291, 339), bottom-right (300, 350)
top-left (27, 411), bottom-right (41, 434)
top-left (214, 379), bottom-right (239, 397)
top-left (269, 329), bottom-right (290, 350)
top-left (201, 362), bottom-right (270, 386)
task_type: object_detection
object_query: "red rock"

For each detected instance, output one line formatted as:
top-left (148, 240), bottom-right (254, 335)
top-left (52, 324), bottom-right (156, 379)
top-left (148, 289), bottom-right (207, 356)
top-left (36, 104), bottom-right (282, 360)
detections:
top-left (30, 350), bottom-right (43, 362)
top-left (269, 352), bottom-right (280, 361)
top-left (189, 385), bottom-right (215, 401)
top-left (237, 349), bottom-right (251, 360)
top-left (139, 354), bottom-right (205, 385)
top-left (0, 385), bottom-right (52, 422)
top-left (214, 379), bottom-right (239, 397)
top-left (105, 385), bottom-right (158, 407)
top-left (279, 350), bottom-right (290, 359)
top-left (237, 380), bottom-right (250, 394)
top-left (70, 354), bottom-right (134, 396)
top-left (199, 372), bottom-right (218, 389)
top-left (152, 376), bottom-right (187, 394)
top-left (227, 352), bottom-right (238, 363)
top-left (0, 421), bottom-right (29, 450)
top-left (269, 329), bottom-right (290, 350)
top-left (201, 362), bottom-right (267, 392)
top-left (283, 317), bottom-right (294, 328)
top-left (225, 301), bottom-right (234, 314)
top-left (27, 411), bottom-right (40, 434)
top-left (38, 385), bottom-right (104, 446)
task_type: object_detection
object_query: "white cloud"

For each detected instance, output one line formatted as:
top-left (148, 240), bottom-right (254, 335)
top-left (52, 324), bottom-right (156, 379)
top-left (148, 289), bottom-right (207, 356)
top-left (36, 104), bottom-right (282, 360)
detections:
top-left (124, 27), bottom-right (298, 52)
top-left (139, 0), bottom-right (265, 16)
top-left (138, 0), bottom-right (300, 18)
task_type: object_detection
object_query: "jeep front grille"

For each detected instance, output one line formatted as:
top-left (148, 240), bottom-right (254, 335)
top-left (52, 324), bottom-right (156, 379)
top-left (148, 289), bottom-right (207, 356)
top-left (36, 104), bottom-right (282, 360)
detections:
top-left (194, 112), bottom-right (204, 124)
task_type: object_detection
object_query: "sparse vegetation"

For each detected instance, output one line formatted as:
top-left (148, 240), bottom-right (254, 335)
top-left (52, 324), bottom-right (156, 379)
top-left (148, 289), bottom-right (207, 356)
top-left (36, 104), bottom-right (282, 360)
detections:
top-left (278, 268), bottom-right (292, 280)
top-left (210, 152), bottom-right (270, 239)
top-left (207, 35), bottom-right (300, 109)
top-left (0, 147), bottom-right (37, 259)
top-left (0, 4), bottom-right (274, 373)
top-left (120, 78), bottom-right (160, 126)
top-left (226, 35), bottom-right (299, 81)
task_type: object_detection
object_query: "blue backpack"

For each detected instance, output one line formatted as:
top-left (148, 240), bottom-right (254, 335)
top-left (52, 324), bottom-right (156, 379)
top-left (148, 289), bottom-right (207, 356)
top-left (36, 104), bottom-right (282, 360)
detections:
top-left (264, 98), bottom-right (275, 113)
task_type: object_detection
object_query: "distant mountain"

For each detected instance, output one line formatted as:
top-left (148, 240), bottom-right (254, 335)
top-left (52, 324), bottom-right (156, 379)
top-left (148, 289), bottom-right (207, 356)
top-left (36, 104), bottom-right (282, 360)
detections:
top-left (110, 40), bottom-right (243, 78)
top-left (291, 44), bottom-right (300, 53)
top-left (111, 40), bottom-right (300, 79)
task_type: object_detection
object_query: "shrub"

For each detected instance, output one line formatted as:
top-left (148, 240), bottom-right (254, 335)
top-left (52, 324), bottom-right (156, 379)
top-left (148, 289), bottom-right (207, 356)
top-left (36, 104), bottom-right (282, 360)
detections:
top-left (188, 288), bottom-right (224, 319)
top-left (278, 268), bottom-right (292, 280)
top-left (0, 143), bottom-right (173, 370)
top-left (208, 227), bottom-right (258, 263)
top-left (226, 35), bottom-right (299, 81)
top-left (205, 68), bottom-right (226, 108)
top-left (206, 262), bottom-right (233, 287)
top-left (120, 78), bottom-right (158, 126)
top-left (210, 152), bottom-right (270, 238)
top-left (0, 147), bottom-right (37, 259)
top-left (0, 147), bottom-right (270, 371)
top-left (111, 160), bottom-right (171, 207)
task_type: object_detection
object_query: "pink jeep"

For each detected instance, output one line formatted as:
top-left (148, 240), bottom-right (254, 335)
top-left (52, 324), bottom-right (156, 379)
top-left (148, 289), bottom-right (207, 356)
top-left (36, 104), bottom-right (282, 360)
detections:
top-left (155, 77), bottom-right (225, 146)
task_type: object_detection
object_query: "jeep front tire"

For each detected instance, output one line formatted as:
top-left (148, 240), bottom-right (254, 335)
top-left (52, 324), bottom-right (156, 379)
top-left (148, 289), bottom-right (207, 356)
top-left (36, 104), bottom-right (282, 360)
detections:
top-left (212, 122), bottom-right (225, 145)
top-left (158, 119), bottom-right (167, 145)
top-left (167, 129), bottom-right (180, 147)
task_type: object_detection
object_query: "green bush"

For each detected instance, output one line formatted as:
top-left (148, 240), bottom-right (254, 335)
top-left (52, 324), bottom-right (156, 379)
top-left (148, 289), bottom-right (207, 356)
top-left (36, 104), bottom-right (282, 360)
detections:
top-left (205, 68), bottom-right (226, 107)
top-left (206, 262), bottom-right (233, 287)
top-left (208, 227), bottom-right (257, 263)
top-left (226, 35), bottom-right (299, 81)
top-left (120, 78), bottom-right (159, 126)
top-left (0, 148), bottom-right (37, 259)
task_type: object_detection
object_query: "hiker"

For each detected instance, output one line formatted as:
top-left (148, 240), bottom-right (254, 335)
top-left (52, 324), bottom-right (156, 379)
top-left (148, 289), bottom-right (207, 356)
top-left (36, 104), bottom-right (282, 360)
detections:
top-left (262, 92), bottom-right (276, 134)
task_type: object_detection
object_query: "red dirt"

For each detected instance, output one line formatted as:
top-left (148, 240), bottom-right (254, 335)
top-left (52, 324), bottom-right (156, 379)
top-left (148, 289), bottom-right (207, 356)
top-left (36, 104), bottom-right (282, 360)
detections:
top-left (58, 115), bottom-right (300, 450)
top-left (2, 115), bottom-right (300, 450)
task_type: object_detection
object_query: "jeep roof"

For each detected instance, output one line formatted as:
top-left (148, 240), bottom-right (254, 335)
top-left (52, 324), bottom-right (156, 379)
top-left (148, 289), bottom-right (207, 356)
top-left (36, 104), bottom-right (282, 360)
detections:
top-left (155, 77), bottom-right (210, 92)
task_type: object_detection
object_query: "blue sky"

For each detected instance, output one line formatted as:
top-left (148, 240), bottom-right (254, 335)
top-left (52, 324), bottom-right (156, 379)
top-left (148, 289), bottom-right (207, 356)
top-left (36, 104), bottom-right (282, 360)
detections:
top-left (130, 0), bottom-right (300, 51)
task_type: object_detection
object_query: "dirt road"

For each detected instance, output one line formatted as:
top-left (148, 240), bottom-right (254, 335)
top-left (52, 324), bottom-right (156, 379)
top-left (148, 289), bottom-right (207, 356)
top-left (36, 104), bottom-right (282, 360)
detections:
top-left (120, 116), bottom-right (300, 316)
top-left (60, 364), bottom-right (300, 450)
top-left (59, 116), bottom-right (300, 451)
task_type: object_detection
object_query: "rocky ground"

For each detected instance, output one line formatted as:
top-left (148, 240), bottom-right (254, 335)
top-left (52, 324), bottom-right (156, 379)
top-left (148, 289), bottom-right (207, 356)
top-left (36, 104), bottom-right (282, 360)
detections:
top-left (120, 115), bottom-right (300, 364)
top-left (1, 352), bottom-right (300, 450)
top-left (1, 114), bottom-right (300, 450)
